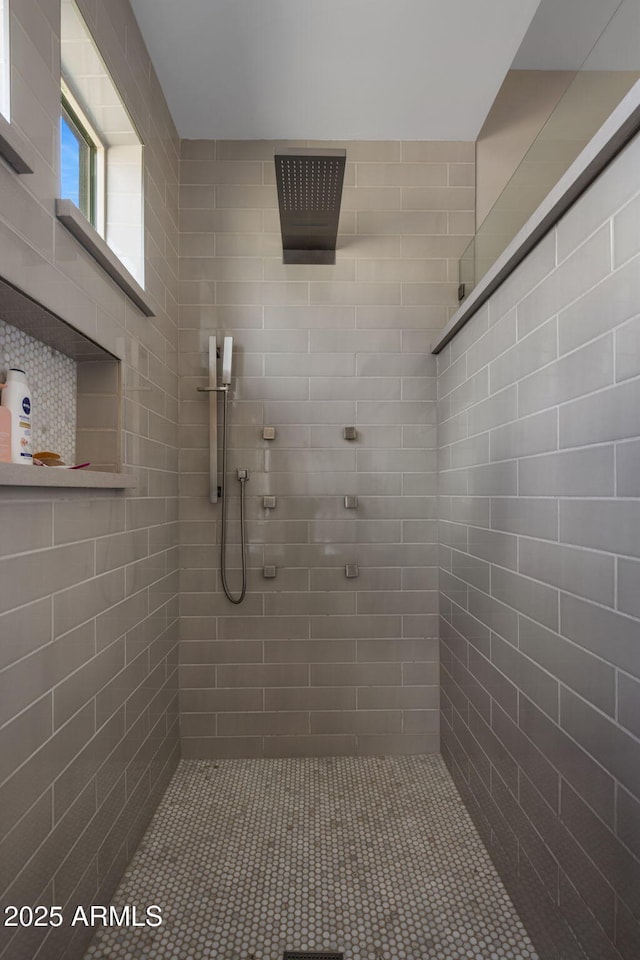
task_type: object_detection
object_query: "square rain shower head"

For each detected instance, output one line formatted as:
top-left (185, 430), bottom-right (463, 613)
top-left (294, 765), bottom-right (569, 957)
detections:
top-left (274, 148), bottom-right (346, 264)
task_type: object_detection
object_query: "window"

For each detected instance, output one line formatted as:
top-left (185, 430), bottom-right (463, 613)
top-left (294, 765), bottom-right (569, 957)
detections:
top-left (60, 92), bottom-right (97, 223)
top-left (0, 0), bottom-right (10, 120)
top-left (59, 0), bottom-right (143, 285)
top-left (0, 0), bottom-right (33, 175)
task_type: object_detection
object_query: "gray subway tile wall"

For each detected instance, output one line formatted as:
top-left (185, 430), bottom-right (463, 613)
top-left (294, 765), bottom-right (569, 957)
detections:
top-left (0, 1), bottom-right (180, 958)
top-left (179, 139), bottom-right (474, 759)
top-left (438, 129), bottom-right (640, 960)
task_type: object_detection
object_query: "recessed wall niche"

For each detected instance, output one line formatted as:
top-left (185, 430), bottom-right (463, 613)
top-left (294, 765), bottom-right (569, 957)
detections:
top-left (0, 319), bottom-right (76, 462)
top-left (0, 275), bottom-right (127, 481)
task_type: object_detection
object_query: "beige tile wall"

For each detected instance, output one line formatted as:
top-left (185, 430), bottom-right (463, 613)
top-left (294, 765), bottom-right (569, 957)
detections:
top-left (438, 130), bottom-right (640, 960)
top-left (179, 139), bottom-right (475, 759)
top-left (0, 2), bottom-right (179, 959)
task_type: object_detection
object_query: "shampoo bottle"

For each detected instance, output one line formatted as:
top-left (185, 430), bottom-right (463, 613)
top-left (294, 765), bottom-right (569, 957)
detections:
top-left (1, 368), bottom-right (32, 465)
top-left (0, 389), bottom-right (10, 462)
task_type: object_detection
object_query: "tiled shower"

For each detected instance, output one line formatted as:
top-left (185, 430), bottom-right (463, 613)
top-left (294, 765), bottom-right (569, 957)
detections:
top-left (0, 1), bottom-right (639, 959)
top-left (178, 138), bottom-right (474, 760)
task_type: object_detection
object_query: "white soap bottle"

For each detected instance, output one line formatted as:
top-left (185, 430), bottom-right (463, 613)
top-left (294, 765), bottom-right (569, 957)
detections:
top-left (1, 368), bottom-right (33, 464)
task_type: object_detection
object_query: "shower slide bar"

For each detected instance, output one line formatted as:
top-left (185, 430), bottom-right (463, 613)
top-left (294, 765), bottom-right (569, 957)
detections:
top-left (197, 335), bottom-right (223, 503)
top-left (197, 335), bottom-right (248, 604)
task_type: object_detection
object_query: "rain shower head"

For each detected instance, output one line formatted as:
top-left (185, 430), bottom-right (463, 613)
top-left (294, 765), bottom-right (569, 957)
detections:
top-left (274, 148), bottom-right (346, 264)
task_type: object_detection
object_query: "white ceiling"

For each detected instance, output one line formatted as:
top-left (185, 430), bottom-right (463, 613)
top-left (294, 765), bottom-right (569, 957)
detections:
top-left (128, 0), bottom-right (541, 141)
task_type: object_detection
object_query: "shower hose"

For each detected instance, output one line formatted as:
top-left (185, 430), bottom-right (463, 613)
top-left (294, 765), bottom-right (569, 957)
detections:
top-left (220, 385), bottom-right (248, 604)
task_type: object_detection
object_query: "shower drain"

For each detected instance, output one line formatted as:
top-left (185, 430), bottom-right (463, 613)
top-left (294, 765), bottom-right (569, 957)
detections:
top-left (283, 953), bottom-right (344, 960)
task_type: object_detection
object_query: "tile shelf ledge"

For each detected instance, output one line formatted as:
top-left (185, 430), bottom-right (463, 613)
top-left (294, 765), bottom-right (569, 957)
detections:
top-left (0, 113), bottom-right (35, 174)
top-left (55, 199), bottom-right (155, 318)
top-left (0, 463), bottom-right (136, 489)
top-left (431, 77), bottom-right (640, 354)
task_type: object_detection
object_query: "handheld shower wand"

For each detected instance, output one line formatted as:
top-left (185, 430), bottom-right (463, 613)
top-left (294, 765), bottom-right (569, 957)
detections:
top-left (198, 336), bottom-right (249, 604)
top-left (221, 336), bottom-right (233, 386)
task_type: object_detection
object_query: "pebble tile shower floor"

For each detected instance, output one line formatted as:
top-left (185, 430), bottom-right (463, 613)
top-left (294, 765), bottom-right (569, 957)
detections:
top-left (83, 756), bottom-right (539, 960)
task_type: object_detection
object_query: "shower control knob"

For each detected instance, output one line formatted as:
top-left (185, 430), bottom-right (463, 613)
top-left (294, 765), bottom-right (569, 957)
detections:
top-left (237, 468), bottom-right (249, 481)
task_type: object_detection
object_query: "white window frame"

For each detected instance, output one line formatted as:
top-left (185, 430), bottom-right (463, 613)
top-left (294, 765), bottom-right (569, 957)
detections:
top-left (61, 79), bottom-right (106, 235)
top-left (0, 0), bottom-right (10, 121)
top-left (57, 0), bottom-right (147, 305)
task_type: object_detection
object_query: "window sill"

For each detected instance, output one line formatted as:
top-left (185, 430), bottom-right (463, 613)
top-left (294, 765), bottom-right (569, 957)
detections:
top-left (55, 199), bottom-right (154, 317)
top-left (0, 113), bottom-right (34, 174)
top-left (0, 463), bottom-right (136, 489)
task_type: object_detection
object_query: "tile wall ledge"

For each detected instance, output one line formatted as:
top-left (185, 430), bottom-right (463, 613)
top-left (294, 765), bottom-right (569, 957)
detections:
top-left (0, 463), bottom-right (136, 489)
top-left (55, 199), bottom-right (155, 318)
top-left (431, 78), bottom-right (640, 355)
top-left (0, 113), bottom-right (35, 174)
